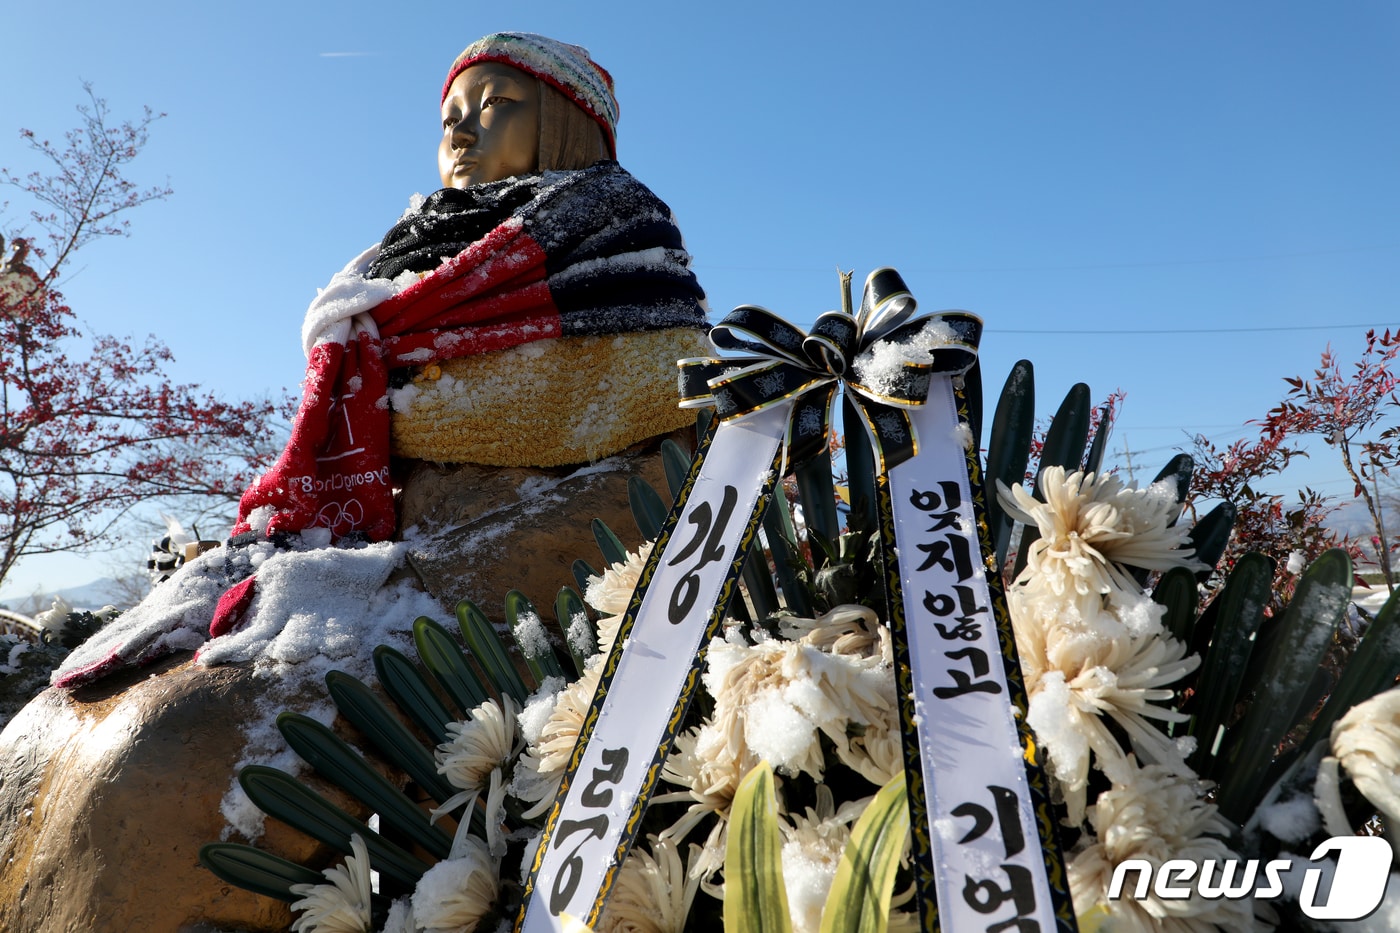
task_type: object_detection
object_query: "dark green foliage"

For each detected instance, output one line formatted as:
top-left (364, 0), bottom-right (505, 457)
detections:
top-left (627, 475), bottom-right (669, 541)
top-left (962, 358), bottom-right (984, 446)
top-left (237, 765), bottom-right (431, 887)
top-left (572, 558), bottom-right (599, 594)
top-left (842, 395), bottom-right (878, 535)
top-left (985, 360), bottom-right (1035, 568)
top-left (1187, 501), bottom-right (1237, 580)
top-left (325, 670), bottom-right (457, 803)
top-left (372, 644), bottom-right (453, 742)
top-left (742, 524), bottom-right (782, 622)
top-left (762, 489), bottom-right (814, 620)
top-left (276, 712), bottom-right (453, 859)
top-left (794, 451), bottom-right (840, 550)
top-left (413, 615), bottom-right (489, 714)
top-left (1013, 382), bottom-right (1092, 579)
top-left (198, 843), bottom-right (323, 902)
top-left (1185, 552), bottom-right (1272, 780)
top-left (661, 438), bottom-right (692, 502)
top-left (1083, 399), bottom-right (1112, 475)
top-left (1151, 454), bottom-right (1194, 513)
top-left (1215, 549), bottom-right (1352, 822)
top-left (1039, 382), bottom-right (1092, 477)
top-left (591, 518), bottom-right (628, 567)
top-left (1151, 566), bottom-right (1199, 645)
top-left (456, 598), bottom-right (528, 703)
top-left (555, 586), bottom-right (592, 676)
top-left (1297, 585), bottom-right (1400, 760)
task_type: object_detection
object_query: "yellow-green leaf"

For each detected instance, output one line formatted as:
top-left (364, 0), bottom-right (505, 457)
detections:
top-left (725, 761), bottom-right (792, 933)
top-left (819, 771), bottom-right (910, 933)
top-left (1077, 904), bottom-right (1111, 933)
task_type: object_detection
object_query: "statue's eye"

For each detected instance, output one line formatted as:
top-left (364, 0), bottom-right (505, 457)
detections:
top-left (483, 95), bottom-right (512, 108)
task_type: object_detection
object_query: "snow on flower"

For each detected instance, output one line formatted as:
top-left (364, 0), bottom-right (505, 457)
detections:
top-left (1009, 587), bottom-right (1198, 824)
top-left (694, 605), bottom-right (896, 797)
top-left (511, 662), bottom-right (603, 817)
top-left (289, 833), bottom-right (374, 933)
top-left (1067, 760), bottom-right (1253, 932)
top-left (381, 899), bottom-right (415, 933)
top-left (778, 786), bottom-right (869, 933)
top-left (411, 834), bottom-right (500, 933)
top-left (999, 470), bottom-right (1203, 827)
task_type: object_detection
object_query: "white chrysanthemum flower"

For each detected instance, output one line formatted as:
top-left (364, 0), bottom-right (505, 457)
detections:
top-left (585, 542), bottom-right (652, 654)
top-left (697, 605), bottom-right (898, 793)
top-left (835, 717), bottom-right (905, 788)
top-left (779, 605), bottom-right (890, 662)
top-left (698, 645), bottom-right (842, 787)
top-left (1008, 587), bottom-right (1197, 825)
top-left (1068, 760), bottom-right (1253, 932)
top-left (656, 726), bottom-right (734, 822)
top-left (597, 835), bottom-right (701, 933)
top-left (437, 695), bottom-right (520, 792)
top-left (433, 695), bottom-right (522, 856)
top-left (289, 833), bottom-right (373, 933)
top-left (998, 467), bottom-right (1200, 615)
top-left (779, 786), bottom-right (868, 933)
top-left (1318, 686), bottom-right (1400, 836)
top-left (651, 607), bottom-right (897, 877)
top-left (1019, 613), bottom-right (1192, 823)
top-left (650, 727), bottom-right (732, 881)
top-left (411, 834), bottom-right (500, 933)
top-left (511, 662), bottom-right (603, 817)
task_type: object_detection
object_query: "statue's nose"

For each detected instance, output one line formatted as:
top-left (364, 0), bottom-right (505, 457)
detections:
top-left (450, 117), bottom-right (478, 151)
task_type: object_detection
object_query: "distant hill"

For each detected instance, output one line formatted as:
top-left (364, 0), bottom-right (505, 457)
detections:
top-left (1324, 497), bottom-right (1378, 537)
top-left (0, 578), bottom-right (136, 615)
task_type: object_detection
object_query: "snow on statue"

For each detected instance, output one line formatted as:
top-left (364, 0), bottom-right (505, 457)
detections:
top-left (0, 33), bottom-right (709, 933)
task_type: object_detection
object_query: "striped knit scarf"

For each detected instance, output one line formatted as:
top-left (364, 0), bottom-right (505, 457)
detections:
top-left (233, 161), bottom-right (706, 548)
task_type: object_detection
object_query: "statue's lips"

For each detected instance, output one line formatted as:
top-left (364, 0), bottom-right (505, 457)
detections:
top-left (452, 157), bottom-right (478, 175)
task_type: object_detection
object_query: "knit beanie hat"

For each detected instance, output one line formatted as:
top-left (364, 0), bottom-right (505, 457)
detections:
top-left (443, 33), bottom-right (619, 159)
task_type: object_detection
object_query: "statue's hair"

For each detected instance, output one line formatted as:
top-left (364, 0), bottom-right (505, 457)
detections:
top-left (537, 80), bottom-right (609, 171)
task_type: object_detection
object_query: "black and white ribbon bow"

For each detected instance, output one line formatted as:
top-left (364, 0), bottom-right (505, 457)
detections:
top-left (679, 268), bottom-right (982, 469)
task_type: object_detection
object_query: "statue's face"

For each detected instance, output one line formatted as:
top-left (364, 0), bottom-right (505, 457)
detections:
top-left (438, 62), bottom-right (541, 188)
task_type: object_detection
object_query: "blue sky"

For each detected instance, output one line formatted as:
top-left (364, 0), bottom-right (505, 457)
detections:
top-left (2, 1), bottom-right (1398, 598)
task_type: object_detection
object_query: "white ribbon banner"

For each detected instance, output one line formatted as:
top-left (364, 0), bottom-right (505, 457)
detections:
top-left (517, 402), bottom-right (790, 932)
top-left (885, 376), bottom-right (1069, 933)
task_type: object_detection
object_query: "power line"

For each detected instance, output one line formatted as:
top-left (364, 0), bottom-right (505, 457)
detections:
top-left (988, 322), bottom-right (1398, 335)
top-left (921, 244), bottom-right (1400, 274)
top-left (694, 244), bottom-right (1400, 276)
top-left (1117, 423), bottom-right (1248, 431)
top-left (1098, 427), bottom-right (1266, 460)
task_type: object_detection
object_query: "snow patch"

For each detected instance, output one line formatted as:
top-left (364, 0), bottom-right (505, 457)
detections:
top-left (512, 610), bottom-right (551, 659)
top-left (850, 319), bottom-right (955, 398)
